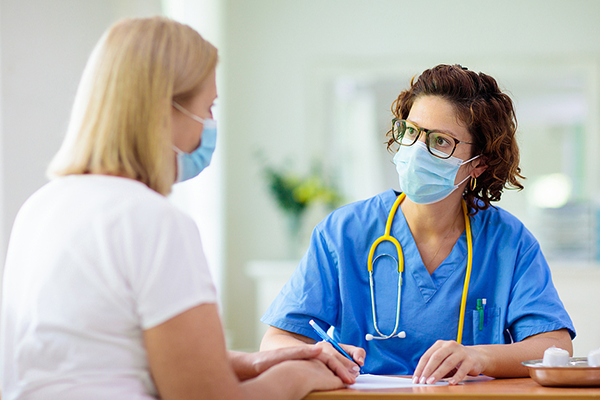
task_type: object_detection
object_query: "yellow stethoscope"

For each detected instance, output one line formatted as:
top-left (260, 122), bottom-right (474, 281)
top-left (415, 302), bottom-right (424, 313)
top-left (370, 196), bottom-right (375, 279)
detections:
top-left (365, 192), bottom-right (473, 344)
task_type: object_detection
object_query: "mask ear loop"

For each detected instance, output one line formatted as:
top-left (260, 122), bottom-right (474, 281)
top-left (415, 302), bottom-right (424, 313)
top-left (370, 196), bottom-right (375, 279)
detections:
top-left (456, 154), bottom-right (482, 189)
top-left (459, 154), bottom-right (481, 166)
top-left (172, 145), bottom-right (184, 154)
top-left (172, 101), bottom-right (207, 124)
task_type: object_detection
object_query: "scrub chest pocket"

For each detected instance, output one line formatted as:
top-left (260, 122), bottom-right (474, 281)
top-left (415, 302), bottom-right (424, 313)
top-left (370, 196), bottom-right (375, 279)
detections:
top-left (465, 306), bottom-right (503, 345)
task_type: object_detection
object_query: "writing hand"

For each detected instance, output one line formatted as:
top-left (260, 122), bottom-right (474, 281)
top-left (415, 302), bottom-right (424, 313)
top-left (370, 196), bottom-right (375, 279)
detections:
top-left (314, 341), bottom-right (365, 384)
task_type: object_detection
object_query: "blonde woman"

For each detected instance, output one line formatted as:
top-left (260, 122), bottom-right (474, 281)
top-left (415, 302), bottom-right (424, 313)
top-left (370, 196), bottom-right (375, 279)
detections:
top-left (0, 17), bottom-right (353, 400)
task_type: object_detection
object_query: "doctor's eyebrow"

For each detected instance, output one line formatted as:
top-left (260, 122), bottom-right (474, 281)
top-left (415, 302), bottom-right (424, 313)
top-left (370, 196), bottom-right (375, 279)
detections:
top-left (405, 119), bottom-right (463, 140)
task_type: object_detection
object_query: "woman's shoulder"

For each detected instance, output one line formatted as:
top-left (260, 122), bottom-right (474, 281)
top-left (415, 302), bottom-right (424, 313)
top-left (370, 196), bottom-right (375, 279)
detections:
top-left (473, 203), bottom-right (536, 244)
top-left (474, 204), bottom-right (524, 227)
top-left (319, 189), bottom-right (398, 228)
top-left (41, 175), bottom-right (192, 227)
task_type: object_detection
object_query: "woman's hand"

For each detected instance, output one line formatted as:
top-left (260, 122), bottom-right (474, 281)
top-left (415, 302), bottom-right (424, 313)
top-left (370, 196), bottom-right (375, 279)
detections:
top-left (232, 342), bottom-right (363, 385)
top-left (275, 358), bottom-right (347, 393)
top-left (412, 340), bottom-right (487, 385)
top-left (230, 346), bottom-right (330, 380)
top-left (233, 350), bottom-right (346, 394)
top-left (260, 326), bottom-right (365, 384)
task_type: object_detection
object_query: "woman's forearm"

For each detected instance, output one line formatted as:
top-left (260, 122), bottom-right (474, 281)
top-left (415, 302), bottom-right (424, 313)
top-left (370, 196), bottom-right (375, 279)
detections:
top-left (228, 351), bottom-right (257, 381)
top-left (239, 362), bottom-right (313, 400)
top-left (477, 328), bottom-right (572, 377)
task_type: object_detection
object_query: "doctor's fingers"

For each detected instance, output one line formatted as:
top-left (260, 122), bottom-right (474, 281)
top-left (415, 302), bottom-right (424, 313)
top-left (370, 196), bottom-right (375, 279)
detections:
top-left (445, 346), bottom-right (486, 384)
top-left (412, 340), bottom-right (447, 381)
top-left (415, 342), bottom-right (484, 385)
top-left (445, 357), bottom-right (481, 385)
top-left (413, 340), bottom-right (461, 383)
top-left (419, 351), bottom-right (469, 385)
top-left (314, 342), bottom-right (360, 384)
top-left (339, 343), bottom-right (366, 366)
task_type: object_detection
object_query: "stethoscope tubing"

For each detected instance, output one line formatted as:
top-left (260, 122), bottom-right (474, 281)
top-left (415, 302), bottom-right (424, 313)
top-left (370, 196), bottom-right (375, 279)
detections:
top-left (366, 193), bottom-right (473, 343)
top-left (368, 263), bottom-right (402, 339)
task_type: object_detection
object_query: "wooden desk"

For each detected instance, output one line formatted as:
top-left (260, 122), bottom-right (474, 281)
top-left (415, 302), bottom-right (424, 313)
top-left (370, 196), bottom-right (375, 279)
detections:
top-left (305, 376), bottom-right (600, 399)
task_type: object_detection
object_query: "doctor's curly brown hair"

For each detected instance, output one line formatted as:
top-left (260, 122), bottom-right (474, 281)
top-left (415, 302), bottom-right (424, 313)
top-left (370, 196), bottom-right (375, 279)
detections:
top-left (387, 64), bottom-right (524, 214)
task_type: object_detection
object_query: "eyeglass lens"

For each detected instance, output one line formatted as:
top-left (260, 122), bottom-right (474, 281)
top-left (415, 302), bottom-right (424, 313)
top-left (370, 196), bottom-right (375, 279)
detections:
top-left (393, 120), bottom-right (456, 158)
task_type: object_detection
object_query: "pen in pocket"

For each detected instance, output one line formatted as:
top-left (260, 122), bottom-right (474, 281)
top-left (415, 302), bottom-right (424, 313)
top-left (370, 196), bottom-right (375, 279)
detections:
top-left (477, 299), bottom-right (484, 331)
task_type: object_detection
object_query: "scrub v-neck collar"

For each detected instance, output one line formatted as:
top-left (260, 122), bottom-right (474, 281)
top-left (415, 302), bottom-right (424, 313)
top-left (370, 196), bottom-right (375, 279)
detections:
top-left (385, 191), bottom-right (469, 304)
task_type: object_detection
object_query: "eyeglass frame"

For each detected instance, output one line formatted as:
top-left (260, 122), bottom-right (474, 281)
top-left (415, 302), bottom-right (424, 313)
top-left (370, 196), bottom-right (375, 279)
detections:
top-left (391, 118), bottom-right (474, 159)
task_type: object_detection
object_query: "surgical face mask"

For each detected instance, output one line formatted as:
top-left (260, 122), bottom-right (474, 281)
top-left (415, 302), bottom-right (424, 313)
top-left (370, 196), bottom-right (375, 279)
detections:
top-left (172, 102), bottom-right (217, 182)
top-left (392, 141), bottom-right (479, 204)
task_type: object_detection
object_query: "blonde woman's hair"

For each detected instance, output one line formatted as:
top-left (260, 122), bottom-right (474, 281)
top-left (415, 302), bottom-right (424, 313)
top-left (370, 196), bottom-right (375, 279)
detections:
top-left (47, 16), bottom-right (218, 195)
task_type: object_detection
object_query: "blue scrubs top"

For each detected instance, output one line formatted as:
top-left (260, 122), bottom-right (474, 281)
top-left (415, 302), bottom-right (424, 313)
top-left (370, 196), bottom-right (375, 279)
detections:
top-left (261, 189), bottom-right (575, 375)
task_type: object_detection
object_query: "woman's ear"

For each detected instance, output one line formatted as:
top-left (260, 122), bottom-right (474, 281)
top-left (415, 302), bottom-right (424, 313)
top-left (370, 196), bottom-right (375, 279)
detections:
top-left (471, 156), bottom-right (488, 178)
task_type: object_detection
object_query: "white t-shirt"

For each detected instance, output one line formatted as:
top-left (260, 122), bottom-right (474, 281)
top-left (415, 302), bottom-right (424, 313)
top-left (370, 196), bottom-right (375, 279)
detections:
top-left (0, 175), bottom-right (217, 399)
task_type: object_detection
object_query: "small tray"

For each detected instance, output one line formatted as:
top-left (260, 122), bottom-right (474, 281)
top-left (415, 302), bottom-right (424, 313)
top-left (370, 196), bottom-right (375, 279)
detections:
top-left (522, 357), bottom-right (600, 387)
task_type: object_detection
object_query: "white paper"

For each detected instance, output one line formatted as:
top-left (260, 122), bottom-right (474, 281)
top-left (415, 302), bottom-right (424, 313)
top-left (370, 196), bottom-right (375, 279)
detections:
top-left (349, 374), bottom-right (449, 389)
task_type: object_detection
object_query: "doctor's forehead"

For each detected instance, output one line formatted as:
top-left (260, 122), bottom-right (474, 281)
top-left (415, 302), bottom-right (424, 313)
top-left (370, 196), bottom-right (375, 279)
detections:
top-left (407, 96), bottom-right (470, 139)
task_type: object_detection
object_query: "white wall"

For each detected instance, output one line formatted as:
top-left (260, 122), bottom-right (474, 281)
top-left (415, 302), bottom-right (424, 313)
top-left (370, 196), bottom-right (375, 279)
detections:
top-left (0, 0), bottom-right (162, 260)
top-left (0, 0), bottom-right (164, 332)
top-left (221, 0), bottom-right (600, 351)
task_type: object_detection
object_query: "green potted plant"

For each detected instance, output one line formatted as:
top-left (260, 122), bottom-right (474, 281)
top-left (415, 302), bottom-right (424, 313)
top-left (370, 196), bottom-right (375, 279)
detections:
top-left (263, 160), bottom-right (343, 258)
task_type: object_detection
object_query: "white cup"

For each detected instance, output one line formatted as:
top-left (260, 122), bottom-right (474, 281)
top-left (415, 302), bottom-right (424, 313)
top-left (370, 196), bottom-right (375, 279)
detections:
top-left (542, 346), bottom-right (569, 367)
top-left (588, 348), bottom-right (600, 367)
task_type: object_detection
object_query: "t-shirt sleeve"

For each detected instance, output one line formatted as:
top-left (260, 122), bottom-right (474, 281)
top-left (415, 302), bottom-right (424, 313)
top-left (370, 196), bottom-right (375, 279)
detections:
top-left (261, 226), bottom-right (341, 341)
top-left (505, 239), bottom-right (576, 342)
top-left (124, 206), bottom-right (217, 330)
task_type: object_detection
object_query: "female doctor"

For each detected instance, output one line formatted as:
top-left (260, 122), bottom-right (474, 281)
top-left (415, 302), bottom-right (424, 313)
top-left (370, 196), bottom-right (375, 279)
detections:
top-left (0, 17), bottom-right (350, 400)
top-left (260, 64), bottom-right (575, 385)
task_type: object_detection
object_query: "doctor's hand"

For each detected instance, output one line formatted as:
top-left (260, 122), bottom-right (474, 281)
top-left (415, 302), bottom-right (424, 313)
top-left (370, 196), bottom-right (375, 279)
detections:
top-left (314, 340), bottom-right (365, 384)
top-left (413, 340), bottom-right (487, 385)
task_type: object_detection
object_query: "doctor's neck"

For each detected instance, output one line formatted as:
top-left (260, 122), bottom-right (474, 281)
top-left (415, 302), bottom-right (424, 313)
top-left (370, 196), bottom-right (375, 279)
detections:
top-left (401, 193), bottom-right (465, 237)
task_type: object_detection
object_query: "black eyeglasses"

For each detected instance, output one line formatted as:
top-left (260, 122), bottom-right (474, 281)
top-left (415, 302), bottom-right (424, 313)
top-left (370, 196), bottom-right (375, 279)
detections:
top-left (391, 119), bottom-right (473, 159)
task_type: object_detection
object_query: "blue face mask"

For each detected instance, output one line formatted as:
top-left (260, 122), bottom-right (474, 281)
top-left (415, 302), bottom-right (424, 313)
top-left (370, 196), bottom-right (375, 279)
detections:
top-left (172, 102), bottom-right (217, 182)
top-left (393, 141), bottom-right (479, 204)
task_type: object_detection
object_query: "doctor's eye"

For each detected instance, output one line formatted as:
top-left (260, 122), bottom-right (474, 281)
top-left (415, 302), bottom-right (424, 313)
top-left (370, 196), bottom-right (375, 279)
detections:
top-left (429, 132), bottom-right (454, 151)
top-left (393, 119), bottom-right (421, 145)
top-left (405, 127), bottom-right (418, 137)
top-left (402, 123), bottom-right (420, 142)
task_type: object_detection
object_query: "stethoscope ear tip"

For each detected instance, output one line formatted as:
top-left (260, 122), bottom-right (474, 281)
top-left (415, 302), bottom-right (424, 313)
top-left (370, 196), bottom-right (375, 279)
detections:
top-left (398, 331), bottom-right (406, 339)
top-left (365, 334), bottom-right (374, 341)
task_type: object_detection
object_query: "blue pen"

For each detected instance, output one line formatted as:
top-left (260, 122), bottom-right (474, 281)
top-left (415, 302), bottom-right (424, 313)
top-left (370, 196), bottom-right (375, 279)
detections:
top-left (309, 319), bottom-right (362, 372)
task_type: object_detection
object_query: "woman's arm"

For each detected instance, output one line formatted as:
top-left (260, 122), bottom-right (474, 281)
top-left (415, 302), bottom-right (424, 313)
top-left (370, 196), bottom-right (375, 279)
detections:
top-left (413, 328), bottom-right (572, 385)
top-left (144, 304), bottom-right (345, 400)
top-left (229, 346), bottom-right (339, 381)
top-left (261, 326), bottom-right (365, 381)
